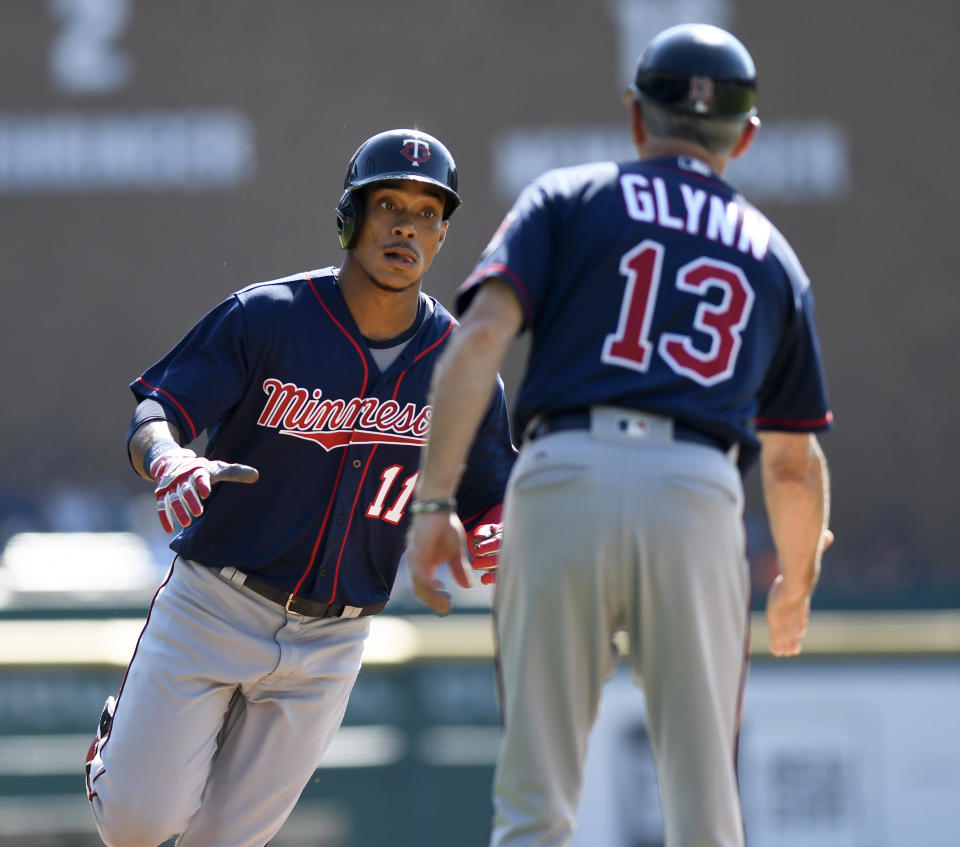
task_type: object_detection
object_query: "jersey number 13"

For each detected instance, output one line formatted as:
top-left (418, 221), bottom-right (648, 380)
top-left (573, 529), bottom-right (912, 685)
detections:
top-left (602, 240), bottom-right (755, 386)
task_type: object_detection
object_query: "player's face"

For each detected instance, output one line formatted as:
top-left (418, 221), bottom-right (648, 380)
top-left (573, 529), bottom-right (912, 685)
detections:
top-left (352, 182), bottom-right (448, 292)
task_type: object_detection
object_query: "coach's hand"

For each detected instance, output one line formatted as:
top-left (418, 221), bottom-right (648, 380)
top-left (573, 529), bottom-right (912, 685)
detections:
top-left (407, 511), bottom-right (472, 615)
top-left (150, 448), bottom-right (259, 533)
top-left (765, 577), bottom-right (812, 657)
top-left (466, 504), bottom-right (503, 585)
top-left (766, 529), bottom-right (833, 657)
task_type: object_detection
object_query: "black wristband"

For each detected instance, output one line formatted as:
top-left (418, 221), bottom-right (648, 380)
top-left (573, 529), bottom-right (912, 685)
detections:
top-left (409, 497), bottom-right (458, 515)
top-left (142, 440), bottom-right (181, 479)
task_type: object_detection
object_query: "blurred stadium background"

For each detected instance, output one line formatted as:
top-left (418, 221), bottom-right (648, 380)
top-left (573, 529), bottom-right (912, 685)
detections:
top-left (0, 1), bottom-right (957, 845)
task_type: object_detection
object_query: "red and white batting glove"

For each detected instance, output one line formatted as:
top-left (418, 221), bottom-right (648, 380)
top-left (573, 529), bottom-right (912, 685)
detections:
top-left (466, 504), bottom-right (503, 585)
top-left (149, 447), bottom-right (259, 533)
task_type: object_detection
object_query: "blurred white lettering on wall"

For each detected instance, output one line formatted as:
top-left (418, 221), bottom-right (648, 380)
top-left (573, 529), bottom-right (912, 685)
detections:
top-left (492, 123), bottom-right (850, 205)
top-left (49, 0), bottom-right (132, 95)
top-left (0, 111), bottom-right (255, 192)
top-left (34, 0), bottom-right (258, 194)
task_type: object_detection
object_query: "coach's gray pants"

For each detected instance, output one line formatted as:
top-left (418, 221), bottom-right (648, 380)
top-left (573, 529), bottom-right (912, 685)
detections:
top-left (86, 558), bottom-right (369, 847)
top-left (491, 407), bottom-right (749, 847)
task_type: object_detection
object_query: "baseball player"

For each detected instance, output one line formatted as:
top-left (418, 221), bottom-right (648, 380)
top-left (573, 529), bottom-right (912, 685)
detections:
top-left (83, 128), bottom-right (515, 847)
top-left (407, 24), bottom-right (833, 847)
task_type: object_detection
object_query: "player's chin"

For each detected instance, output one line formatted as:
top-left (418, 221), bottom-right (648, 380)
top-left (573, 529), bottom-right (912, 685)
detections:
top-left (373, 260), bottom-right (424, 289)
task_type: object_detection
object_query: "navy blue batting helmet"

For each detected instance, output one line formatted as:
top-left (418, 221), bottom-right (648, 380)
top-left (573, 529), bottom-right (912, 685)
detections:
top-left (629, 24), bottom-right (757, 119)
top-left (335, 129), bottom-right (461, 249)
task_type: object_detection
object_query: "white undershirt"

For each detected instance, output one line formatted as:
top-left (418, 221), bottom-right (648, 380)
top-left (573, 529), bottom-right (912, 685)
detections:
top-left (365, 297), bottom-right (435, 372)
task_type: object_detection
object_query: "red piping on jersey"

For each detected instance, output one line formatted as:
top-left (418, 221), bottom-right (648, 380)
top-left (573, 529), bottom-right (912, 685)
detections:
top-left (328, 444), bottom-right (379, 603)
top-left (305, 275), bottom-right (369, 386)
top-left (89, 558), bottom-right (177, 800)
top-left (461, 504), bottom-right (495, 531)
top-left (462, 263), bottom-right (534, 325)
top-left (136, 377), bottom-right (198, 441)
top-left (754, 411), bottom-right (833, 429)
top-left (413, 315), bottom-right (454, 361)
top-left (295, 448), bottom-right (349, 599)
top-left (324, 328), bottom-right (446, 604)
top-left (297, 274), bottom-right (370, 601)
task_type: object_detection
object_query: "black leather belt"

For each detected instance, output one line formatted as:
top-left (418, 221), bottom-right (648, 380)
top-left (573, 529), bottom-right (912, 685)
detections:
top-left (524, 410), bottom-right (731, 453)
top-left (220, 568), bottom-right (387, 618)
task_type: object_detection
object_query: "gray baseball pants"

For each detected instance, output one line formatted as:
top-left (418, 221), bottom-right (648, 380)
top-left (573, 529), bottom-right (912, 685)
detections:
top-left (490, 407), bottom-right (750, 847)
top-left (86, 558), bottom-right (369, 847)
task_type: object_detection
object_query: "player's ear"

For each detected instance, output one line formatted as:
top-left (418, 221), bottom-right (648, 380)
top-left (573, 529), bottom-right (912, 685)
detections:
top-left (629, 100), bottom-right (646, 149)
top-left (731, 115), bottom-right (760, 159)
top-left (437, 220), bottom-right (449, 251)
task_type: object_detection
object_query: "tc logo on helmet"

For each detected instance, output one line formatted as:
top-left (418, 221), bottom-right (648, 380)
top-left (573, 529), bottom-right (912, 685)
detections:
top-left (401, 138), bottom-right (431, 167)
top-left (688, 76), bottom-right (715, 113)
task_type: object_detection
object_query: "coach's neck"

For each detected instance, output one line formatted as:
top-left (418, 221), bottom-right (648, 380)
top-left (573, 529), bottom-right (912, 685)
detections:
top-left (630, 101), bottom-right (760, 177)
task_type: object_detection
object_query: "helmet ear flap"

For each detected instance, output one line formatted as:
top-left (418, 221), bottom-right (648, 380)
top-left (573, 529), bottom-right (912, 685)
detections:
top-left (336, 188), bottom-right (362, 250)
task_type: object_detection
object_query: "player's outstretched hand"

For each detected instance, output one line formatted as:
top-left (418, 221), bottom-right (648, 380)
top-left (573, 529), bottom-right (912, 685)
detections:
top-left (406, 512), bottom-right (472, 615)
top-left (150, 448), bottom-right (260, 533)
top-left (466, 504), bottom-right (503, 585)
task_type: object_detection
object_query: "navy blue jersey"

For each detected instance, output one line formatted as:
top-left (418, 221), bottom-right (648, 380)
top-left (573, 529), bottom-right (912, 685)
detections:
top-left (132, 268), bottom-right (516, 606)
top-left (458, 156), bottom-right (832, 462)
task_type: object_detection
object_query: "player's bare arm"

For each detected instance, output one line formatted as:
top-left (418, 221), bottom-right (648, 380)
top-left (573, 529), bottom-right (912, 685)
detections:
top-left (407, 278), bottom-right (522, 614)
top-left (760, 431), bottom-right (832, 657)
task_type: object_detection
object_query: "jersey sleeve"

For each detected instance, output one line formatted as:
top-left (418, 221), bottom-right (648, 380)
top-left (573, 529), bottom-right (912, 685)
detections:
top-left (755, 286), bottom-right (833, 432)
top-left (130, 294), bottom-right (249, 443)
top-left (455, 374), bottom-right (517, 529)
top-left (455, 174), bottom-right (561, 330)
